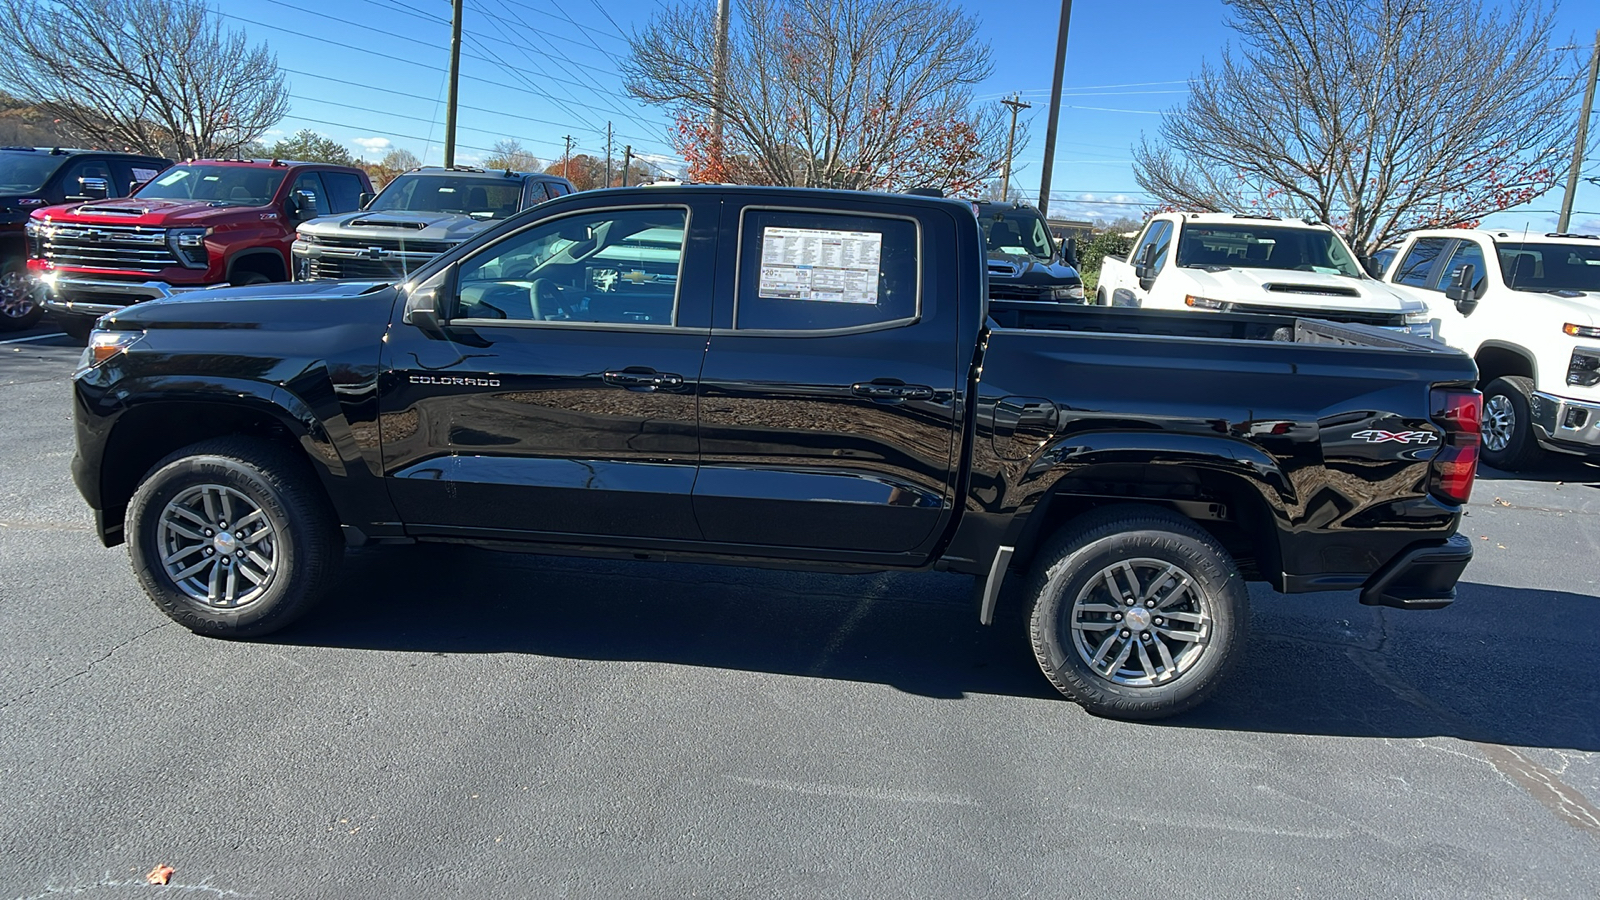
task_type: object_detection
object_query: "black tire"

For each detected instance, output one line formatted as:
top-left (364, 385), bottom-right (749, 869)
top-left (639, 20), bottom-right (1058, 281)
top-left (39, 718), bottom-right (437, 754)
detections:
top-left (57, 314), bottom-right (98, 343)
top-left (126, 437), bottom-right (342, 637)
top-left (1024, 504), bottom-right (1247, 720)
top-left (231, 270), bottom-right (272, 286)
top-left (0, 258), bottom-right (44, 331)
top-left (1094, 286), bottom-right (1109, 306)
top-left (1480, 376), bottom-right (1541, 471)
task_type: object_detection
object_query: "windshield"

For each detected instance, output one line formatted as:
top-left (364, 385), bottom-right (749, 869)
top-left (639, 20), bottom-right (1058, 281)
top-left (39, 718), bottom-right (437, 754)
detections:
top-left (371, 174), bottom-right (524, 220)
top-left (1176, 223), bottom-right (1364, 277)
top-left (0, 151), bottom-right (67, 194)
top-left (980, 208), bottom-right (1055, 260)
top-left (1496, 241), bottom-right (1600, 293)
top-left (133, 165), bottom-right (286, 206)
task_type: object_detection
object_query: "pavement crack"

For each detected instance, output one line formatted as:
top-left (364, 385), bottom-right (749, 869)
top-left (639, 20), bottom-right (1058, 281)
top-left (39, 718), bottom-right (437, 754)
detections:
top-left (0, 621), bottom-right (172, 710)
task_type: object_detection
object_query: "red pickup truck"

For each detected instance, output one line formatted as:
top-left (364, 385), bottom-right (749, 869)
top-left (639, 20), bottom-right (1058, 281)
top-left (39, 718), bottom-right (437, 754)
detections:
top-left (29, 158), bottom-right (372, 338)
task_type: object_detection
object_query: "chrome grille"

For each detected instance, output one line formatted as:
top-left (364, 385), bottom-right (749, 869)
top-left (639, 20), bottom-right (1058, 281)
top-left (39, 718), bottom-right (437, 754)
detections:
top-left (315, 235), bottom-right (455, 254)
top-left (307, 257), bottom-right (407, 281)
top-left (41, 223), bottom-right (177, 273)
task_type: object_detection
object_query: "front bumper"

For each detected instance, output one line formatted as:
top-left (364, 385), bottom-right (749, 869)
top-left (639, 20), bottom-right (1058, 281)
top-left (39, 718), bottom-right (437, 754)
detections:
top-left (1529, 391), bottom-right (1600, 455)
top-left (40, 274), bottom-right (222, 318)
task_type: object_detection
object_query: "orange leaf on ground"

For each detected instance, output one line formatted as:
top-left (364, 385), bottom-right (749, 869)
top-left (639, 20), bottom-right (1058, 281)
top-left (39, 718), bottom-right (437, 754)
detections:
top-left (146, 864), bottom-right (174, 885)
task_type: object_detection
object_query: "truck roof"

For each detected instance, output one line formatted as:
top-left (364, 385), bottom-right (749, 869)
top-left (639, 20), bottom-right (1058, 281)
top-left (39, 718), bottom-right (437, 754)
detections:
top-left (1163, 211), bottom-right (1332, 229)
top-left (1401, 228), bottom-right (1600, 246)
top-left (0, 146), bottom-right (167, 159)
top-left (186, 158), bottom-right (366, 171)
top-left (400, 165), bottom-right (564, 181)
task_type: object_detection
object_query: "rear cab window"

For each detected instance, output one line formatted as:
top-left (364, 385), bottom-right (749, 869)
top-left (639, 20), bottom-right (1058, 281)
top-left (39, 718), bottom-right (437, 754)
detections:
top-left (733, 208), bottom-right (919, 332)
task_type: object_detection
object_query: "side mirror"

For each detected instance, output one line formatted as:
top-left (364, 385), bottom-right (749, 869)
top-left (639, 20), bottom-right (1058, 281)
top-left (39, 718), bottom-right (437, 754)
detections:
top-left (403, 266), bottom-right (452, 336)
top-left (1445, 263), bottom-right (1479, 315)
top-left (1135, 243), bottom-right (1159, 289)
top-left (128, 180), bottom-right (147, 195)
top-left (72, 176), bottom-right (110, 201)
top-left (359, 191), bottom-right (375, 210)
top-left (1063, 236), bottom-right (1080, 269)
top-left (1359, 255), bottom-right (1382, 278)
top-left (287, 190), bottom-right (319, 222)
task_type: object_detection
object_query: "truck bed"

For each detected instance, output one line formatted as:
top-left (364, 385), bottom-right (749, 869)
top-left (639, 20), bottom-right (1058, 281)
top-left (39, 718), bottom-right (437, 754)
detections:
top-left (987, 299), bottom-right (1440, 352)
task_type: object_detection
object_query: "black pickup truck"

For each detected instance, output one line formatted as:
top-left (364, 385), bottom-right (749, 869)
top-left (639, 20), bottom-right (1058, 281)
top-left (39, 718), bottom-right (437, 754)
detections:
top-left (70, 186), bottom-right (1481, 720)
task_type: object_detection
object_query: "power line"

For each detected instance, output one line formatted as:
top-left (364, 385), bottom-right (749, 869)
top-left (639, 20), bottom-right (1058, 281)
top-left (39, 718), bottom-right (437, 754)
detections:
top-left (584, 0), bottom-right (630, 41)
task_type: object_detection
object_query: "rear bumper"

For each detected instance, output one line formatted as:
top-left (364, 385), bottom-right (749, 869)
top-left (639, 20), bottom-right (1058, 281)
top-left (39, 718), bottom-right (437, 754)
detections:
top-left (1529, 391), bottom-right (1600, 456)
top-left (1358, 533), bottom-right (1473, 610)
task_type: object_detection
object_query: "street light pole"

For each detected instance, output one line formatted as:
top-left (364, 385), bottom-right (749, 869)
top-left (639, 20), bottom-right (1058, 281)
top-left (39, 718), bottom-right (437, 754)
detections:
top-left (1000, 95), bottom-right (1031, 202)
top-left (443, 0), bottom-right (463, 168)
top-left (1558, 30), bottom-right (1600, 234)
top-left (1036, 0), bottom-right (1073, 216)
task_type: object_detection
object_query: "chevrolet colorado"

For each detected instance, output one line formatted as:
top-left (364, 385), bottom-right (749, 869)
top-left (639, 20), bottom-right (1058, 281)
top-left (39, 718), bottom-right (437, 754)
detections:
top-left (70, 186), bottom-right (1481, 720)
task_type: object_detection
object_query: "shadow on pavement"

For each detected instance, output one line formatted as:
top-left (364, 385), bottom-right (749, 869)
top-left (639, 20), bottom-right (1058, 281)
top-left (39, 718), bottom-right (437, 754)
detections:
top-left (1476, 458), bottom-right (1599, 485)
top-left (276, 546), bottom-right (1599, 751)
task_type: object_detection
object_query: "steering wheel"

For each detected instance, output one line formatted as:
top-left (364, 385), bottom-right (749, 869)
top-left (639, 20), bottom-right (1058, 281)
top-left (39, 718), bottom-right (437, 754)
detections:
top-left (529, 278), bottom-right (560, 320)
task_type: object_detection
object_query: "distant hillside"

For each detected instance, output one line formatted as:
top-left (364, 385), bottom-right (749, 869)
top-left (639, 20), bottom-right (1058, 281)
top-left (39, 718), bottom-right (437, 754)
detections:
top-left (0, 93), bottom-right (85, 149)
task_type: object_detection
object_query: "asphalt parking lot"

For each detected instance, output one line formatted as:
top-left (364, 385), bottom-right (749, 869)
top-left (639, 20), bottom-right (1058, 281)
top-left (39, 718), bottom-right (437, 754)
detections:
top-left (3, 324), bottom-right (1598, 898)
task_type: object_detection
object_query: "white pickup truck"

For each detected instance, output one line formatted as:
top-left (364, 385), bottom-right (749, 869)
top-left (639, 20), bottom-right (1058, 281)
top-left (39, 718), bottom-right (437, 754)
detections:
top-left (1098, 212), bottom-right (1432, 336)
top-left (1376, 229), bottom-right (1600, 469)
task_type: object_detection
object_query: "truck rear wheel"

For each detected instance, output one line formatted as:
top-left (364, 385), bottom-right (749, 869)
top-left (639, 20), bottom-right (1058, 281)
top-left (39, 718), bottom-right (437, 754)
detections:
top-left (1024, 505), bottom-right (1247, 720)
top-left (1480, 376), bottom-right (1541, 471)
top-left (0, 259), bottom-right (43, 331)
top-left (126, 437), bottom-right (342, 638)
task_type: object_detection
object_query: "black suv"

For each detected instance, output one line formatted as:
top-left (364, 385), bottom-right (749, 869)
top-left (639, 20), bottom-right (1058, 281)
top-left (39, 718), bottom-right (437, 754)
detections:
top-left (972, 199), bottom-right (1086, 302)
top-left (292, 166), bottom-right (577, 282)
top-left (0, 147), bottom-right (172, 330)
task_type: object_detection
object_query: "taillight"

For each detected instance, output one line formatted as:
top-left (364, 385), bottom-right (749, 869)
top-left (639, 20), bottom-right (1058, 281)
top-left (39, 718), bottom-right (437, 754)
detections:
top-left (1428, 387), bottom-right (1481, 505)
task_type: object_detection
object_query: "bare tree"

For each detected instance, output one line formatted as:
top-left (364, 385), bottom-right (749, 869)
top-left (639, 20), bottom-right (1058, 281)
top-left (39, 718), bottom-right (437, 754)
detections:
top-left (363, 148), bottom-right (422, 191)
top-left (0, 0), bottom-right (288, 159)
top-left (625, 0), bottom-right (1013, 194)
top-left (483, 139), bottom-right (542, 173)
top-left (1133, 0), bottom-right (1583, 256)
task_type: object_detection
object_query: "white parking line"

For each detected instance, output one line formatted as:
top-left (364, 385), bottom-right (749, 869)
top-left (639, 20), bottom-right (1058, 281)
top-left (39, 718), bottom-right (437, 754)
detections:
top-left (0, 333), bottom-right (68, 344)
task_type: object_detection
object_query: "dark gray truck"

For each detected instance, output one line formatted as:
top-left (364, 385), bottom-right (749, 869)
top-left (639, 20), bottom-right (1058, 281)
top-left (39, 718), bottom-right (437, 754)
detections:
top-left (71, 185), bottom-right (1481, 720)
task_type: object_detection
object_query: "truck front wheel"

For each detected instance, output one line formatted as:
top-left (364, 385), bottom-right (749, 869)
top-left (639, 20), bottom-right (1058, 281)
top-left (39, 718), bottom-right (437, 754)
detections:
top-left (1480, 376), bottom-right (1541, 471)
top-left (1024, 505), bottom-right (1247, 719)
top-left (126, 437), bottom-right (342, 638)
top-left (0, 259), bottom-right (43, 331)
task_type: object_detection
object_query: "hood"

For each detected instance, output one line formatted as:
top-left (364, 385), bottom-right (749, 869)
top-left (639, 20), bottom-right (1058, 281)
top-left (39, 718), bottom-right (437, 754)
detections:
top-left (38, 197), bottom-right (274, 227)
top-left (1526, 289), bottom-right (1600, 325)
top-left (103, 280), bottom-right (394, 331)
top-left (987, 252), bottom-right (1081, 286)
top-left (1181, 266), bottom-right (1421, 314)
top-left (298, 209), bottom-right (498, 243)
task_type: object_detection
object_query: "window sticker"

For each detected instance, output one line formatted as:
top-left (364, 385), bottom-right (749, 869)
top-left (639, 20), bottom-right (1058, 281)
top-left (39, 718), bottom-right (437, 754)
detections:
top-left (130, 167), bottom-right (160, 183)
top-left (758, 226), bottom-right (883, 305)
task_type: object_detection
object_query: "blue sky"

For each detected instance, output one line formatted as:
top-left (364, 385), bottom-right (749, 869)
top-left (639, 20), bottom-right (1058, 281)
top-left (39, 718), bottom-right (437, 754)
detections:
top-left (223, 0), bottom-right (1599, 231)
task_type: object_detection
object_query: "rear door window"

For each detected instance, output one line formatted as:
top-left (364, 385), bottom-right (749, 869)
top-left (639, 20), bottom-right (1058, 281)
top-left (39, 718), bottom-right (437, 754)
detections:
top-left (321, 171), bottom-right (366, 213)
top-left (733, 209), bottom-right (919, 332)
top-left (1396, 238), bottom-right (1450, 288)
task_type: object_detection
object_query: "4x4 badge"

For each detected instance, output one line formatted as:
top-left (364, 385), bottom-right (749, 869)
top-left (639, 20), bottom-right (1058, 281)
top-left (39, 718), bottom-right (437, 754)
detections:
top-left (1353, 430), bottom-right (1438, 444)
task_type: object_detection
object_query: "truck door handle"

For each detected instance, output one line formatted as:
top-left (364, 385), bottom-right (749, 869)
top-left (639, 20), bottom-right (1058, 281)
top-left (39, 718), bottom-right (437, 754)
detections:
top-left (603, 369), bottom-right (684, 389)
top-left (852, 381), bottom-right (935, 401)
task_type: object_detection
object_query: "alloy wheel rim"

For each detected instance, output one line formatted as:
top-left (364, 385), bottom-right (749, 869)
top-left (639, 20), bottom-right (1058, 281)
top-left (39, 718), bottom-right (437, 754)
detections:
top-left (1068, 558), bottom-right (1211, 687)
top-left (0, 271), bottom-right (36, 318)
top-left (156, 484), bottom-right (278, 608)
top-left (1482, 394), bottom-right (1515, 453)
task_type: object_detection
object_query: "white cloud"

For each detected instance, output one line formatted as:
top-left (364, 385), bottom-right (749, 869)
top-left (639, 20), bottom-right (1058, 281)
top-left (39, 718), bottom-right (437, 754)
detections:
top-left (352, 137), bottom-right (392, 152)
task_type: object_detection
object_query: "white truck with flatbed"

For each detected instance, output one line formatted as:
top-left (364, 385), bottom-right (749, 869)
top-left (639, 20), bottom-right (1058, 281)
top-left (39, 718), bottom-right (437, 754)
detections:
top-left (1376, 228), bottom-right (1600, 469)
top-left (1098, 212), bottom-right (1433, 337)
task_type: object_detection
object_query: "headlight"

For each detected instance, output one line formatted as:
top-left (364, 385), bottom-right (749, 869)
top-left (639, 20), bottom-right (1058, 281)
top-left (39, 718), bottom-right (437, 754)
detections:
top-left (1570, 349), bottom-right (1600, 387)
top-left (1404, 310), bottom-right (1430, 324)
top-left (1185, 295), bottom-right (1228, 310)
top-left (78, 329), bottom-right (143, 369)
top-left (1564, 323), bottom-right (1600, 339)
top-left (1051, 285), bottom-right (1086, 301)
top-left (168, 228), bottom-right (210, 269)
top-left (296, 231), bottom-right (321, 245)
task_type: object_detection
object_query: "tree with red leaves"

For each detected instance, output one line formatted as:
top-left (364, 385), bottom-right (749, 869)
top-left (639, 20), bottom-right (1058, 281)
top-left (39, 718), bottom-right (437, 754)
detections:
top-left (627, 0), bottom-right (1014, 195)
top-left (1133, 0), bottom-right (1584, 256)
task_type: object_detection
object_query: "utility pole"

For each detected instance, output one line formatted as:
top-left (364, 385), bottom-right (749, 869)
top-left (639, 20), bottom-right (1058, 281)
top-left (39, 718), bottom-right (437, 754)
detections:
top-left (605, 122), bottom-right (614, 187)
top-left (562, 135), bottom-right (574, 181)
top-left (443, 0), bottom-right (463, 168)
top-left (1036, 0), bottom-right (1073, 216)
top-left (710, 0), bottom-right (731, 165)
top-left (999, 95), bottom-right (1031, 202)
top-left (1558, 29), bottom-right (1600, 233)
top-left (622, 145), bottom-right (633, 187)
